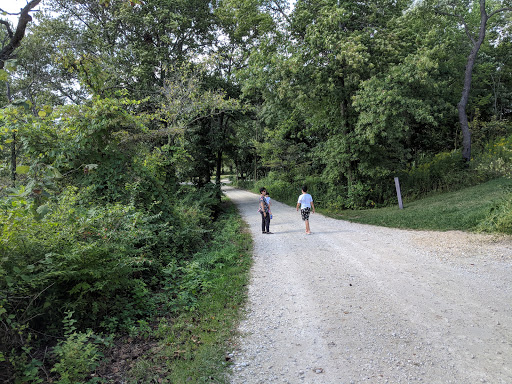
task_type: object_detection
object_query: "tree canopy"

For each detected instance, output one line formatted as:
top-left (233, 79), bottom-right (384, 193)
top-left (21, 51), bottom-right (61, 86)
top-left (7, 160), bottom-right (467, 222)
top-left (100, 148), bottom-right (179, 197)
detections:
top-left (1, 0), bottom-right (511, 203)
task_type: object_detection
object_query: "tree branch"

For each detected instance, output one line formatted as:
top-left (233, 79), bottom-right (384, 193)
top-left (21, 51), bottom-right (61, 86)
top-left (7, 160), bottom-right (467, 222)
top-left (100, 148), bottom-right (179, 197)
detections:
top-left (0, 19), bottom-right (14, 39)
top-left (268, 1), bottom-right (292, 26)
top-left (434, 8), bottom-right (476, 44)
top-left (0, 0), bottom-right (41, 70)
top-left (488, 7), bottom-right (512, 19)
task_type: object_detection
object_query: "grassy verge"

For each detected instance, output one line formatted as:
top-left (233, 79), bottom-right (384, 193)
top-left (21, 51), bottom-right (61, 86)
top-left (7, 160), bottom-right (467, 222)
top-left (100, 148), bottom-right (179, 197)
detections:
top-left (323, 177), bottom-right (512, 232)
top-left (113, 198), bottom-right (252, 383)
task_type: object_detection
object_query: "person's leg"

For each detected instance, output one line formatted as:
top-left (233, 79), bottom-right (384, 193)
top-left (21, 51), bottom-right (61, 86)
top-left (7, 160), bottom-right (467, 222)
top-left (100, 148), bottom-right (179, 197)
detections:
top-left (261, 212), bottom-right (266, 233)
top-left (265, 213), bottom-right (271, 233)
top-left (301, 208), bottom-right (311, 233)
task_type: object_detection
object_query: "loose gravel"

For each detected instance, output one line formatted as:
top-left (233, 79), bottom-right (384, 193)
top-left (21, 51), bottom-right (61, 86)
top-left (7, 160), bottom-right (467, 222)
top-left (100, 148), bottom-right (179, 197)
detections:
top-left (223, 186), bottom-right (512, 384)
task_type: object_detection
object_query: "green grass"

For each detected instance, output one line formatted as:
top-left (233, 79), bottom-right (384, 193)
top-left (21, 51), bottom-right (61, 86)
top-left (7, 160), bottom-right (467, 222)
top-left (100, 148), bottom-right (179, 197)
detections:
top-left (322, 178), bottom-right (512, 232)
top-left (122, 199), bottom-right (252, 384)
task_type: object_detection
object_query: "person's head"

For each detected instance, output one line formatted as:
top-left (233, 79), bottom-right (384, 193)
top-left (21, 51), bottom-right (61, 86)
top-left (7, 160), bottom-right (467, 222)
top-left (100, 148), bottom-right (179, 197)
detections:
top-left (266, 191), bottom-right (270, 197)
top-left (260, 187), bottom-right (267, 195)
top-left (302, 185), bottom-right (308, 193)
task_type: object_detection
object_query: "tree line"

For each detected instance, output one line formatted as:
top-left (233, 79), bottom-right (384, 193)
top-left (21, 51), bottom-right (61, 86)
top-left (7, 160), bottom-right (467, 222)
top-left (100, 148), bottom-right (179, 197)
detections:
top-left (2, 0), bottom-right (511, 208)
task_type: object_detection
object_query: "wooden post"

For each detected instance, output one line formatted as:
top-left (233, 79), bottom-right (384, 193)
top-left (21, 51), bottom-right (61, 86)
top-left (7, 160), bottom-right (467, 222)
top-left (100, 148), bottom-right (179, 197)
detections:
top-left (394, 177), bottom-right (403, 209)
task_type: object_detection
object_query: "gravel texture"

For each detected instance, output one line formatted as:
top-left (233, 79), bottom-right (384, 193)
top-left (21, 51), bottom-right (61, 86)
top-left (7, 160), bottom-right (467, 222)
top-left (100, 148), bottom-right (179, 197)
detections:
top-left (223, 186), bottom-right (512, 384)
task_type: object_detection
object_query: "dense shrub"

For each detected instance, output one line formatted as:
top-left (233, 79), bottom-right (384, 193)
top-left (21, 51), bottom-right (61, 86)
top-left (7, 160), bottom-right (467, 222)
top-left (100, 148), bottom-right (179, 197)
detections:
top-left (0, 182), bottom-right (218, 381)
top-left (474, 135), bottom-right (512, 179)
top-left (478, 188), bottom-right (512, 234)
top-left (397, 150), bottom-right (486, 201)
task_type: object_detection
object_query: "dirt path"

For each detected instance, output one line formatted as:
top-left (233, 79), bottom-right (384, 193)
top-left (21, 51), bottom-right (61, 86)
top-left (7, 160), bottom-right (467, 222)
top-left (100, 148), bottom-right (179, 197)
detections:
top-left (223, 186), bottom-right (512, 384)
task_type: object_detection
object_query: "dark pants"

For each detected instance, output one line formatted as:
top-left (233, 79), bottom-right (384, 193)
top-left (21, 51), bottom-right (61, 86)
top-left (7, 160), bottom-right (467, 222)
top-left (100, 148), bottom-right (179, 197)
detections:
top-left (261, 212), bottom-right (270, 233)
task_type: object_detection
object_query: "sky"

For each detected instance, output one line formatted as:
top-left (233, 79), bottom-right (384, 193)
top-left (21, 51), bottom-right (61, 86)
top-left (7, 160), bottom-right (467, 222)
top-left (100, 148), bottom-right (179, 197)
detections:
top-left (2, 0), bottom-right (26, 12)
top-left (1, 0), bottom-right (43, 24)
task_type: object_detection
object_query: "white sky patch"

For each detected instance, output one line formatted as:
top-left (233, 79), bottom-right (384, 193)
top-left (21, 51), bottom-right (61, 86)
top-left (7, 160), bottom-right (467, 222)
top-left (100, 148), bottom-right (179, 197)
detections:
top-left (1, 0), bottom-right (43, 25)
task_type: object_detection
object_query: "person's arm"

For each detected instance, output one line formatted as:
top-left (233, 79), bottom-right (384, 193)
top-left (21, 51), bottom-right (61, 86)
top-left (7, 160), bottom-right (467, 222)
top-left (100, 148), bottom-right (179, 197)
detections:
top-left (311, 201), bottom-right (315, 213)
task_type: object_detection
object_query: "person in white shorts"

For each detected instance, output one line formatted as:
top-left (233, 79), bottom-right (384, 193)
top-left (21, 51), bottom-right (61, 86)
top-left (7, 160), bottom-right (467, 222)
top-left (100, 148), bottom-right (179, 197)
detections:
top-left (296, 185), bottom-right (315, 234)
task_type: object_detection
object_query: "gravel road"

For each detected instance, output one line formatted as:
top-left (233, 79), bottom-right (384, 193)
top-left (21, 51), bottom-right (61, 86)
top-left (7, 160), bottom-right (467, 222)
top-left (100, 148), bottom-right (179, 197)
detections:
top-left (223, 186), bottom-right (512, 384)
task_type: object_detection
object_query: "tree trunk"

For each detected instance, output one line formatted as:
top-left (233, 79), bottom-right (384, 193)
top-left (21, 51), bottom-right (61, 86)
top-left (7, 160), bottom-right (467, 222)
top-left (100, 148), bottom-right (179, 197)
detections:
top-left (215, 150), bottom-right (222, 186)
top-left (459, 0), bottom-right (487, 162)
top-left (215, 113), bottom-right (225, 185)
top-left (6, 81), bottom-right (16, 187)
top-left (11, 131), bottom-right (16, 187)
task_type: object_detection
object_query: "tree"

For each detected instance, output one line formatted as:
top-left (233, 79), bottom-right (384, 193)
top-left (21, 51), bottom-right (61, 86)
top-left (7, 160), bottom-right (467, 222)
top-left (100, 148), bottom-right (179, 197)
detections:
top-left (434, 0), bottom-right (512, 162)
top-left (1, 0), bottom-right (41, 187)
top-left (242, 0), bottom-right (413, 196)
top-left (158, 63), bottom-right (243, 186)
top-left (43, 0), bottom-right (216, 101)
top-left (0, 0), bottom-right (41, 71)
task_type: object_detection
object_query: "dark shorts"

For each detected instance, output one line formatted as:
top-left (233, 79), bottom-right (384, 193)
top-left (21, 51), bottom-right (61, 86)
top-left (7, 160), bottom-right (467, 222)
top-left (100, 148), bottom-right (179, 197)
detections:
top-left (301, 207), bottom-right (311, 221)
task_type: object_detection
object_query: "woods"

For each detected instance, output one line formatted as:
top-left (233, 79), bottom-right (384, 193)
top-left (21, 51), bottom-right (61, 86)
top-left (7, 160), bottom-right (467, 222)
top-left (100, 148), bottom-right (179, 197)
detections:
top-left (1, 0), bottom-right (511, 382)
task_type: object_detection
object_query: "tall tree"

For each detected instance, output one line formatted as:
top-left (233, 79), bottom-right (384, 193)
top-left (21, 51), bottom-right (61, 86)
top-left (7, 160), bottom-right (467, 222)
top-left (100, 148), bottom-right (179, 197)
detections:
top-left (434, 0), bottom-right (512, 162)
top-left (246, 0), bottom-right (413, 190)
top-left (38, 0), bottom-right (216, 102)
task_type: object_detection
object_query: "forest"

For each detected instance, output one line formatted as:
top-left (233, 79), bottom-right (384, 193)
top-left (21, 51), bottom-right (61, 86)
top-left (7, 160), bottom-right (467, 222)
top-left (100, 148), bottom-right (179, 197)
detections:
top-left (1, 0), bottom-right (511, 382)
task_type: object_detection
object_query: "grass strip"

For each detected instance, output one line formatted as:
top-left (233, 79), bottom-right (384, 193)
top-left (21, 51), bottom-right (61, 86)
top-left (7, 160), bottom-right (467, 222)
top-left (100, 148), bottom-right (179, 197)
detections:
top-left (323, 178), bottom-right (512, 231)
top-left (124, 198), bottom-right (252, 383)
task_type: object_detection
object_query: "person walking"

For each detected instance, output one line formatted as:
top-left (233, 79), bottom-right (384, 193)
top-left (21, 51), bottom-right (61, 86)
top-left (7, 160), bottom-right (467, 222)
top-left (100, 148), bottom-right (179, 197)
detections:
top-left (296, 185), bottom-right (315, 234)
top-left (259, 187), bottom-right (272, 234)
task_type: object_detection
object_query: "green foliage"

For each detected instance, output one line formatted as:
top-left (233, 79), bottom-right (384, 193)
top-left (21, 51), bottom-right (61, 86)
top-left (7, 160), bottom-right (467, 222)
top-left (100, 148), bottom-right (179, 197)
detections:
top-left (231, 178), bottom-right (254, 191)
top-left (398, 150), bottom-right (481, 199)
top-left (470, 113), bottom-right (512, 151)
top-left (478, 190), bottom-right (512, 234)
top-left (130, 199), bottom-right (252, 383)
top-left (51, 312), bottom-right (110, 384)
top-left (0, 180), bottom-right (221, 381)
top-left (474, 135), bottom-right (512, 178)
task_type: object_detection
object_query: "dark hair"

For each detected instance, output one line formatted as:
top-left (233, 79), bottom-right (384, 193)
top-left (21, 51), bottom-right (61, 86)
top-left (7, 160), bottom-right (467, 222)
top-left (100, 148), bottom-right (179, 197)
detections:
top-left (260, 187), bottom-right (267, 193)
top-left (302, 185), bottom-right (308, 192)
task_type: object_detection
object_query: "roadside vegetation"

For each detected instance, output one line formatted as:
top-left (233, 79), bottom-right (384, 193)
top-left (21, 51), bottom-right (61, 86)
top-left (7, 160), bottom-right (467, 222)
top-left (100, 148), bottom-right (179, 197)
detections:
top-left (1, 184), bottom-right (251, 383)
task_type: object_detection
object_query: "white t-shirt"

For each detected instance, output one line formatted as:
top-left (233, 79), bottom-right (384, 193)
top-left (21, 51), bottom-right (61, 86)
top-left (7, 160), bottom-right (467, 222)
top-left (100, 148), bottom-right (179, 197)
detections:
top-left (298, 193), bottom-right (313, 209)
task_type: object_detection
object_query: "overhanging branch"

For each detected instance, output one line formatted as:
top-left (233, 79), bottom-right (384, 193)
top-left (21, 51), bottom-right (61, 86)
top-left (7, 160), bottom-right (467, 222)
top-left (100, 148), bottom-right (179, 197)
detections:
top-left (0, 0), bottom-right (41, 70)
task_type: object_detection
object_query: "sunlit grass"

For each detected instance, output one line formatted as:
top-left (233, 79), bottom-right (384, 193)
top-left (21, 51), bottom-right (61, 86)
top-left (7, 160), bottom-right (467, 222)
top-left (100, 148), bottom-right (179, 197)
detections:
top-left (322, 178), bottom-right (512, 231)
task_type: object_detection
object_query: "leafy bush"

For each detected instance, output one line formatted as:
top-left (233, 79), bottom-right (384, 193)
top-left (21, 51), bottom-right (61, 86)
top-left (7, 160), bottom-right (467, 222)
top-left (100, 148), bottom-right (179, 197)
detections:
top-left (0, 181), bottom-right (222, 381)
top-left (474, 135), bottom-right (512, 179)
top-left (478, 186), bottom-right (512, 234)
top-left (398, 150), bottom-right (485, 200)
top-left (231, 179), bottom-right (254, 191)
top-left (51, 312), bottom-right (111, 384)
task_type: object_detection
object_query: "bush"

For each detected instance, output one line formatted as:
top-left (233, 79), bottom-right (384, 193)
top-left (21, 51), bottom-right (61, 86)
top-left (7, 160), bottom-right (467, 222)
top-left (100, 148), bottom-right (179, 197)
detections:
top-left (0, 181), bottom-right (222, 381)
top-left (398, 150), bottom-right (484, 200)
top-left (474, 135), bottom-right (512, 179)
top-left (51, 312), bottom-right (111, 384)
top-left (478, 188), bottom-right (512, 234)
